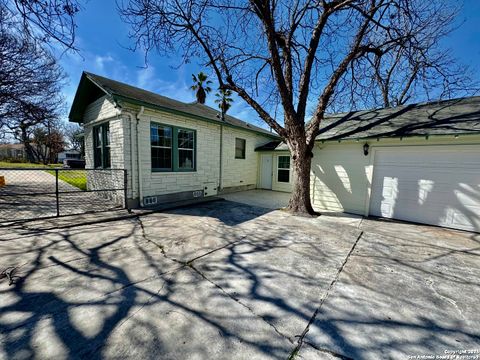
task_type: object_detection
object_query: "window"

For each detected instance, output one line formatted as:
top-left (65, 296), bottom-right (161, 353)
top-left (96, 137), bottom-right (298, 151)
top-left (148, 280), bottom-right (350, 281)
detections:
top-left (151, 123), bottom-right (196, 172)
top-left (235, 138), bottom-right (246, 159)
top-left (177, 129), bottom-right (195, 170)
top-left (151, 124), bottom-right (172, 170)
top-left (93, 122), bottom-right (110, 168)
top-left (277, 155), bottom-right (290, 183)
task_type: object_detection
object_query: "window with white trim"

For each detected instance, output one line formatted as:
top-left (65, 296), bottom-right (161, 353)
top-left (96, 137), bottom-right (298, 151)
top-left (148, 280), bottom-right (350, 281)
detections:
top-left (151, 124), bottom-right (173, 170)
top-left (235, 138), bottom-right (246, 159)
top-left (150, 123), bottom-right (196, 172)
top-left (177, 128), bottom-right (195, 170)
top-left (277, 155), bottom-right (290, 183)
top-left (93, 122), bottom-right (110, 168)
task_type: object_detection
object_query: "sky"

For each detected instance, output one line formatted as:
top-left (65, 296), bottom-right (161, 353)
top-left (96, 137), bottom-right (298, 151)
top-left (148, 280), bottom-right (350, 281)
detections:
top-left (59, 0), bottom-right (480, 128)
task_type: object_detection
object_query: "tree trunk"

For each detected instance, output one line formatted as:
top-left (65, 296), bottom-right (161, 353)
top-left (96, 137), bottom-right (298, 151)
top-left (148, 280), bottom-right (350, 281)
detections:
top-left (286, 144), bottom-right (316, 216)
top-left (20, 126), bottom-right (36, 163)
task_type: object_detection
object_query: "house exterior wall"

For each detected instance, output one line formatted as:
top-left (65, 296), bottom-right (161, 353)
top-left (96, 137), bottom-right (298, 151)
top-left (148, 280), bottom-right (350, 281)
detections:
top-left (83, 95), bottom-right (118, 124)
top-left (311, 135), bottom-right (480, 215)
top-left (136, 108), bottom-right (221, 201)
top-left (221, 127), bottom-right (274, 190)
top-left (0, 145), bottom-right (26, 160)
top-left (118, 105), bottom-right (274, 206)
top-left (256, 151), bottom-right (293, 192)
top-left (83, 96), bottom-right (126, 206)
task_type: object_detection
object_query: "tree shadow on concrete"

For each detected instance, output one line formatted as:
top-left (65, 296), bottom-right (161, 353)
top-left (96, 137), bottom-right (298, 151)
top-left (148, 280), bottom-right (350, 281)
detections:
top-left (0, 213), bottom-right (290, 359)
top-left (1, 200), bottom-right (479, 359)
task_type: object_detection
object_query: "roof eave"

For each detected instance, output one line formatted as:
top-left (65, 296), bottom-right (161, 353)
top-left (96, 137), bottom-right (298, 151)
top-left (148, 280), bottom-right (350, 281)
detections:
top-left (114, 95), bottom-right (280, 139)
top-left (68, 72), bottom-right (111, 123)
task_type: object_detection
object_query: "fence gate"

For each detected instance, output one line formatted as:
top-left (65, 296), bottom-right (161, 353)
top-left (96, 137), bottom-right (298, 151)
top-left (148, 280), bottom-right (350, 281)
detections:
top-left (0, 168), bottom-right (128, 223)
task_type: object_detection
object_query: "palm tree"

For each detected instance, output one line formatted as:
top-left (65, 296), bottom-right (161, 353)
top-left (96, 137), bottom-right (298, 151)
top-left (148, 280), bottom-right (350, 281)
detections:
top-left (190, 72), bottom-right (212, 104)
top-left (215, 88), bottom-right (233, 115)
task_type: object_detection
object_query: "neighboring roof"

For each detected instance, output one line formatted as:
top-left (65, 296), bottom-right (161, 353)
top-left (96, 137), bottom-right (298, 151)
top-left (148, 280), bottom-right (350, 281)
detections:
top-left (255, 141), bottom-right (288, 151)
top-left (316, 96), bottom-right (480, 141)
top-left (69, 72), bottom-right (278, 138)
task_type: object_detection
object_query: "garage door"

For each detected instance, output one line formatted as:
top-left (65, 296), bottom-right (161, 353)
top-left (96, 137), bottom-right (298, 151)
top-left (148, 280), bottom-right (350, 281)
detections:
top-left (369, 145), bottom-right (480, 232)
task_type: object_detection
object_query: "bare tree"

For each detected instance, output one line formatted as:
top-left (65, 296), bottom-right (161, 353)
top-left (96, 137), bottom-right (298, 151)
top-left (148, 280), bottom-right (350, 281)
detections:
top-left (118, 0), bottom-right (473, 215)
top-left (63, 122), bottom-right (84, 154)
top-left (31, 123), bottom-right (66, 164)
top-left (0, 5), bottom-right (65, 162)
top-left (1, 0), bottom-right (82, 50)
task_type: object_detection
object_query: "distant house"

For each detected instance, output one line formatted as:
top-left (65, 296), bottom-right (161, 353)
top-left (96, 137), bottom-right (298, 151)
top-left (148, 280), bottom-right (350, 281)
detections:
top-left (69, 72), bottom-right (480, 232)
top-left (68, 72), bottom-right (280, 208)
top-left (57, 149), bottom-right (82, 163)
top-left (0, 143), bottom-right (26, 160)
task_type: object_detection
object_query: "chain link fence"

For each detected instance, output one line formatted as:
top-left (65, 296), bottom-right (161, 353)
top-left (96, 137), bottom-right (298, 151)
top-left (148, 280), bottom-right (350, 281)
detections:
top-left (0, 168), bottom-right (128, 223)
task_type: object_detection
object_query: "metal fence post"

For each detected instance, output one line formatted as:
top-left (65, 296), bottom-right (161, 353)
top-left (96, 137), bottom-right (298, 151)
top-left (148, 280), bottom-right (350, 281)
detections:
top-left (55, 169), bottom-right (60, 217)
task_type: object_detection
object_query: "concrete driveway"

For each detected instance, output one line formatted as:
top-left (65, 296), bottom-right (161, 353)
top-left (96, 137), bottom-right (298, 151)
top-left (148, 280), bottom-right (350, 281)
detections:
top-left (0, 200), bottom-right (478, 359)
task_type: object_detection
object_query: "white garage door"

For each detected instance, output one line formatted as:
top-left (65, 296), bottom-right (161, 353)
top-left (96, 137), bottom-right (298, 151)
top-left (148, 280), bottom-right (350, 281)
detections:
top-left (369, 145), bottom-right (480, 232)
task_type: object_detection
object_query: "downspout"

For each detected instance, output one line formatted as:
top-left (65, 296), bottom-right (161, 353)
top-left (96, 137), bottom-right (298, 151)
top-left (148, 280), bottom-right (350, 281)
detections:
top-left (218, 110), bottom-right (225, 192)
top-left (136, 106), bottom-right (145, 206)
top-left (219, 123), bottom-right (223, 192)
top-left (126, 113), bottom-right (136, 206)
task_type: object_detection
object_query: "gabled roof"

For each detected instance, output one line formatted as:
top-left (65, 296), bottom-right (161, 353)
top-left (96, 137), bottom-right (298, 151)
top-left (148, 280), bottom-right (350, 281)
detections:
top-left (316, 96), bottom-right (480, 141)
top-left (69, 72), bottom-right (278, 138)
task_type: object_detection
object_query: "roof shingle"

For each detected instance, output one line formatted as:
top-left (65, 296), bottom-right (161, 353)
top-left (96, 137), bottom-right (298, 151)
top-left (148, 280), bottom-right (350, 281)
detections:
top-left (316, 96), bottom-right (480, 141)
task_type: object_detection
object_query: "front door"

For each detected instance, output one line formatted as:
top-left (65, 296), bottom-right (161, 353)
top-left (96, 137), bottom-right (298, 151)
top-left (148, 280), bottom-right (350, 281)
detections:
top-left (260, 154), bottom-right (273, 189)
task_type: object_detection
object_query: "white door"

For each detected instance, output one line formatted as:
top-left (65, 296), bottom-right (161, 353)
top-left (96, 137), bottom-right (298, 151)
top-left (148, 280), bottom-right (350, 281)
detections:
top-left (369, 145), bottom-right (480, 232)
top-left (260, 154), bottom-right (273, 189)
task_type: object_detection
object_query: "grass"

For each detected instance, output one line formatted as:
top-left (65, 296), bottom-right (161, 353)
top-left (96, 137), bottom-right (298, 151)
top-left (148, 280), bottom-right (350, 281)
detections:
top-left (0, 161), bottom-right (61, 169)
top-left (0, 162), bottom-right (87, 190)
top-left (45, 170), bottom-right (87, 190)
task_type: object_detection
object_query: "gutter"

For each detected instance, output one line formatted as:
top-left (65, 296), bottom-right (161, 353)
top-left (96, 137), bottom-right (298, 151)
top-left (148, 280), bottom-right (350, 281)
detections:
top-left (136, 106), bottom-right (145, 206)
top-left (316, 132), bottom-right (480, 144)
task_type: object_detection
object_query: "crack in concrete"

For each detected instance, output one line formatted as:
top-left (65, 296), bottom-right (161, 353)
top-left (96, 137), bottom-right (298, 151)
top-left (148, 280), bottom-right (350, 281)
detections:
top-left (185, 235), bottom-right (247, 265)
top-left (136, 216), bottom-right (248, 268)
top-left (136, 217), bottom-right (187, 267)
top-left (1, 269), bottom-right (178, 334)
top-left (85, 280), bottom-right (169, 358)
top-left (288, 231), bottom-right (364, 360)
top-left (303, 341), bottom-right (354, 360)
top-left (425, 277), bottom-right (466, 320)
top-left (188, 264), bottom-right (294, 344)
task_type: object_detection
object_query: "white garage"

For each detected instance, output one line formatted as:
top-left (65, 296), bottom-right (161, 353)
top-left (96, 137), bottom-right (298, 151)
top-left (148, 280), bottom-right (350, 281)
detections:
top-left (369, 145), bottom-right (480, 232)
top-left (311, 96), bottom-right (480, 232)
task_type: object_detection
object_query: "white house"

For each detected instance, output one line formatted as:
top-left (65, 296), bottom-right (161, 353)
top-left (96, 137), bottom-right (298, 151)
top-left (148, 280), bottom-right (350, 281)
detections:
top-left (68, 72), bottom-right (281, 208)
top-left (57, 149), bottom-right (82, 163)
top-left (257, 97), bottom-right (480, 232)
top-left (69, 72), bottom-right (480, 232)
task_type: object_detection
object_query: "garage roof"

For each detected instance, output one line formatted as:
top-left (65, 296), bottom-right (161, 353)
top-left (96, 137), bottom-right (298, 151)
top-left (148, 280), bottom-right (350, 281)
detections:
top-left (256, 96), bottom-right (480, 151)
top-left (316, 96), bottom-right (480, 141)
top-left (69, 72), bottom-right (278, 138)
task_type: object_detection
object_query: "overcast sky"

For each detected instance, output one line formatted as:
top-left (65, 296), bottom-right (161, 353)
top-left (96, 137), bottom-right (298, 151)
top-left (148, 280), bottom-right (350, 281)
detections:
top-left (59, 0), bottom-right (480, 128)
